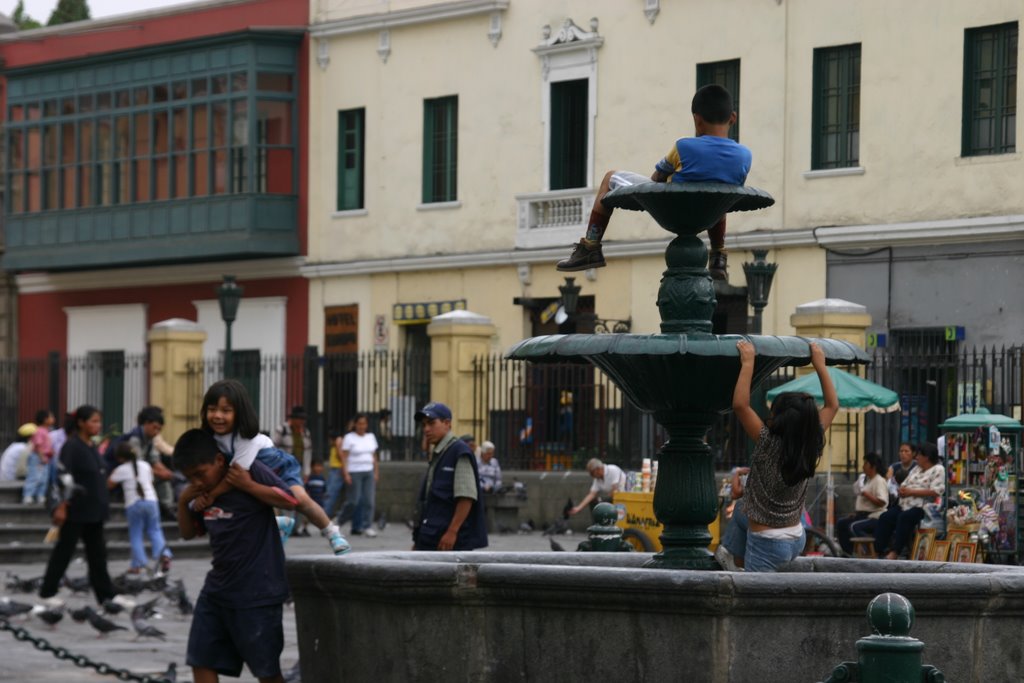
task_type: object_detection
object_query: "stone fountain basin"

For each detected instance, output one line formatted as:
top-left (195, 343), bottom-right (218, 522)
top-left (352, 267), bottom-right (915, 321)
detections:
top-left (288, 552), bottom-right (1024, 682)
top-left (507, 334), bottom-right (869, 414)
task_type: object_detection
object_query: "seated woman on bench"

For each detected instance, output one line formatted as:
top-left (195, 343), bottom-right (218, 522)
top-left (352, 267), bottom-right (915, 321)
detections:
top-left (873, 443), bottom-right (944, 560)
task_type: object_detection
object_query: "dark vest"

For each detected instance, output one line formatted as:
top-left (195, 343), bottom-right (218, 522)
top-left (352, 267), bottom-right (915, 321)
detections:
top-left (417, 439), bottom-right (488, 550)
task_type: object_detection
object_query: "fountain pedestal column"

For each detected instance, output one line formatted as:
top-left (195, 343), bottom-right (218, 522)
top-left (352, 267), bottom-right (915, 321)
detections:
top-left (650, 413), bottom-right (720, 569)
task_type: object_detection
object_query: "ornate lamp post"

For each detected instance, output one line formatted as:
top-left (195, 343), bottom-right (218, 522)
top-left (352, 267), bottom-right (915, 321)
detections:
top-left (742, 249), bottom-right (778, 334)
top-left (558, 277), bottom-right (581, 317)
top-left (216, 275), bottom-right (243, 377)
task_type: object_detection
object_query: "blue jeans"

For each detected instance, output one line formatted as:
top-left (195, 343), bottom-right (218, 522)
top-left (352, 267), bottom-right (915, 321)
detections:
top-left (721, 500), bottom-right (806, 572)
top-left (125, 499), bottom-right (171, 569)
top-left (342, 471), bottom-right (375, 533)
top-left (721, 500), bottom-right (749, 558)
top-left (322, 467), bottom-right (345, 518)
top-left (22, 452), bottom-right (47, 500)
top-left (745, 527), bottom-right (806, 572)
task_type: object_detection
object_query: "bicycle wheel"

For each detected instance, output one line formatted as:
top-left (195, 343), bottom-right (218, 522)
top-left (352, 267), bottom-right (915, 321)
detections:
top-left (803, 526), bottom-right (842, 557)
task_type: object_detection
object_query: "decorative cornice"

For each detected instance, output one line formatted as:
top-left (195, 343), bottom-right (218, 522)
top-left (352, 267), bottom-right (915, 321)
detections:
top-left (310, 0), bottom-right (509, 38)
top-left (16, 256), bottom-right (306, 294)
top-left (299, 213), bottom-right (1024, 280)
top-left (813, 214), bottom-right (1024, 248)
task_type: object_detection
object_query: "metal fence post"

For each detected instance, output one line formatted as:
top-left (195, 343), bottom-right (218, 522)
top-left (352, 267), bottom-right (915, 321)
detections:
top-left (818, 593), bottom-right (945, 683)
top-left (47, 351), bottom-right (60, 418)
top-left (303, 345), bottom-right (323, 459)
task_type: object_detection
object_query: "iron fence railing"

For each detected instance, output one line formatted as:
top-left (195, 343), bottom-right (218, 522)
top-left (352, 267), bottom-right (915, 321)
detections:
top-left (471, 345), bottom-right (1024, 474)
top-left (0, 343), bottom-right (1017, 473)
top-left (185, 349), bottom-right (431, 462)
top-left (0, 352), bottom-right (149, 443)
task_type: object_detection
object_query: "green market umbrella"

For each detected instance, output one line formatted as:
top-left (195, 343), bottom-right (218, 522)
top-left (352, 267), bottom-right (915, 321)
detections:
top-left (938, 410), bottom-right (1022, 432)
top-left (766, 367), bottom-right (901, 413)
top-left (765, 367), bottom-right (900, 540)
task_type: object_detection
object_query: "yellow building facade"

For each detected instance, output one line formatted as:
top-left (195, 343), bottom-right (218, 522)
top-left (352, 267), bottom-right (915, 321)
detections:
top-left (305, 0), bottom-right (1023, 356)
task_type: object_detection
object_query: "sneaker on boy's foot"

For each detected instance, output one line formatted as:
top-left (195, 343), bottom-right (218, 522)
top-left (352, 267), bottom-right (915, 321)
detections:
top-left (714, 545), bottom-right (742, 572)
top-left (556, 240), bottom-right (606, 272)
top-left (327, 530), bottom-right (351, 555)
top-left (709, 250), bottom-right (728, 281)
top-left (363, 528), bottom-right (378, 538)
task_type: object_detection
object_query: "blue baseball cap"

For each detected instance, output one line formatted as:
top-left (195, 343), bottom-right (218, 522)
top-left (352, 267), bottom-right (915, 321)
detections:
top-left (415, 402), bottom-right (452, 422)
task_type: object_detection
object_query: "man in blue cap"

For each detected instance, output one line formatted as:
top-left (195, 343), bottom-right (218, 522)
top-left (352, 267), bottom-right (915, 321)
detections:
top-left (412, 402), bottom-right (488, 551)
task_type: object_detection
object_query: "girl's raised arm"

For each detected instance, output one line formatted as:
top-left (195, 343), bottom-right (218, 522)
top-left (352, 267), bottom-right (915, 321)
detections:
top-left (732, 340), bottom-right (764, 441)
top-left (810, 342), bottom-right (840, 431)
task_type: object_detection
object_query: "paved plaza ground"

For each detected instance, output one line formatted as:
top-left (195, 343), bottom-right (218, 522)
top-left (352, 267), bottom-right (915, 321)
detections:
top-left (0, 522), bottom-right (563, 681)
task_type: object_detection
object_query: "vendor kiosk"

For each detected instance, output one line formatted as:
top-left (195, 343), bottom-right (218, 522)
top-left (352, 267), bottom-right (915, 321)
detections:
top-left (939, 411), bottom-right (1023, 564)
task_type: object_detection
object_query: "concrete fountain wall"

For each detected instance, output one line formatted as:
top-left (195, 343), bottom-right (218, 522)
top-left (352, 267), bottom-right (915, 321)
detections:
top-left (287, 552), bottom-right (1024, 682)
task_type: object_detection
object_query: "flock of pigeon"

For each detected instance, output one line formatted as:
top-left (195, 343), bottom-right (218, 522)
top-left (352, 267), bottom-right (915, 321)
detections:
top-left (1, 570), bottom-right (192, 681)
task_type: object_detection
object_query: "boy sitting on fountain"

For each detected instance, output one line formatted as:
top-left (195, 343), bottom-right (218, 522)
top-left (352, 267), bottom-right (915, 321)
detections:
top-left (556, 84), bottom-right (751, 281)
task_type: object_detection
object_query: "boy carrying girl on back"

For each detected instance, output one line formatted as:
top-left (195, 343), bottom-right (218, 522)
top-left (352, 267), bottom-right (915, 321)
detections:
top-left (174, 428), bottom-right (297, 683)
top-left (556, 84), bottom-right (751, 281)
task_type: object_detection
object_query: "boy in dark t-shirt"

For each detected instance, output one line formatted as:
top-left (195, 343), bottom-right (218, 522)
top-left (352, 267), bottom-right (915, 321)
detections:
top-left (174, 429), bottom-right (298, 683)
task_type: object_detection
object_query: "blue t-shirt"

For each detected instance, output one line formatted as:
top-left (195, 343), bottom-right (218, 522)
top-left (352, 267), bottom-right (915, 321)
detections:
top-left (194, 460), bottom-right (290, 608)
top-left (655, 135), bottom-right (752, 185)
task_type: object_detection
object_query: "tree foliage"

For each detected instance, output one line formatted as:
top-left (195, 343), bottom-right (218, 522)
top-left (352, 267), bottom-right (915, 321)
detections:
top-left (47, 0), bottom-right (91, 26)
top-left (12, 0), bottom-right (43, 29)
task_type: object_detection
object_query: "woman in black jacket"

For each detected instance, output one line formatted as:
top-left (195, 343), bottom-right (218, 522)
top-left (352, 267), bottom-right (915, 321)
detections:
top-left (39, 405), bottom-right (115, 605)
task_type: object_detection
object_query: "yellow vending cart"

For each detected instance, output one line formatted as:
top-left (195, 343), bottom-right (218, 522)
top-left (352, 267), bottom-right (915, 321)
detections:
top-left (614, 491), bottom-right (721, 552)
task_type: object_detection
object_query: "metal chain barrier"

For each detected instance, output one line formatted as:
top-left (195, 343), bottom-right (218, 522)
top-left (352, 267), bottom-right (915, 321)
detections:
top-left (0, 618), bottom-right (172, 682)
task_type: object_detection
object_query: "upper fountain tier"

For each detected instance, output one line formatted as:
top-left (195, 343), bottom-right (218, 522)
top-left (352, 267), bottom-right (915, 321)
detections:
top-left (508, 181), bottom-right (869, 415)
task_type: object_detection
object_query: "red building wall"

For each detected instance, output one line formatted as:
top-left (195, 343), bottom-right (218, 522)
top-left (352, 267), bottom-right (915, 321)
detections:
top-left (19, 276), bottom-right (310, 358)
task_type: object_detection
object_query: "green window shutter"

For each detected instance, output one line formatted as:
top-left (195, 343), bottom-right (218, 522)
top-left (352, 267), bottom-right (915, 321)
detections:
top-left (962, 22), bottom-right (1018, 157)
top-left (812, 44), bottom-right (861, 170)
top-left (337, 108), bottom-right (364, 211)
top-left (696, 59), bottom-right (741, 142)
top-left (422, 95), bottom-right (458, 203)
top-left (549, 79), bottom-right (588, 190)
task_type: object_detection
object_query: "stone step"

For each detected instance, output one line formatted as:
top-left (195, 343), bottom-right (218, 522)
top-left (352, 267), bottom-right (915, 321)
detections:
top-left (0, 503), bottom-right (133, 524)
top-left (0, 481), bottom-right (29, 503)
top-left (0, 538), bottom-right (211, 564)
top-left (0, 521), bottom-right (180, 544)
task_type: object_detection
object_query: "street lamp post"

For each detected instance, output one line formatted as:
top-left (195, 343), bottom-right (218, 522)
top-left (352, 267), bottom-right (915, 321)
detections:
top-left (559, 277), bottom-right (581, 318)
top-left (216, 275), bottom-right (243, 378)
top-left (741, 249), bottom-right (778, 335)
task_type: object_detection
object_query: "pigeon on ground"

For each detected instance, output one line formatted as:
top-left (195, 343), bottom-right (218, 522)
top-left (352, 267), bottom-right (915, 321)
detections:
top-left (157, 662), bottom-right (177, 683)
top-left (70, 605), bottom-right (91, 623)
top-left (131, 611), bottom-right (166, 640)
top-left (31, 604), bottom-right (64, 629)
top-left (144, 574), bottom-right (168, 593)
top-left (134, 596), bottom-right (161, 619)
top-left (549, 538), bottom-right (566, 552)
top-left (163, 579), bottom-right (193, 616)
top-left (84, 606), bottom-right (128, 637)
top-left (62, 575), bottom-right (92, 593)
top-left (112, 573), bottom-right (147, 596)
top-left (0, 597), bottom-right (34, 618)
top-left (102, 598), bottom-right (128, 615)
top-left (4, 574), bottom-right (43, 593)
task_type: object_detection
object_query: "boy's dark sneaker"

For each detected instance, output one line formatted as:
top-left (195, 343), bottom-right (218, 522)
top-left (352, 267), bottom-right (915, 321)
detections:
top-left (709, 251), bottom-right (728, 281)
top-left (556, 240), bottom-right (605, 272)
